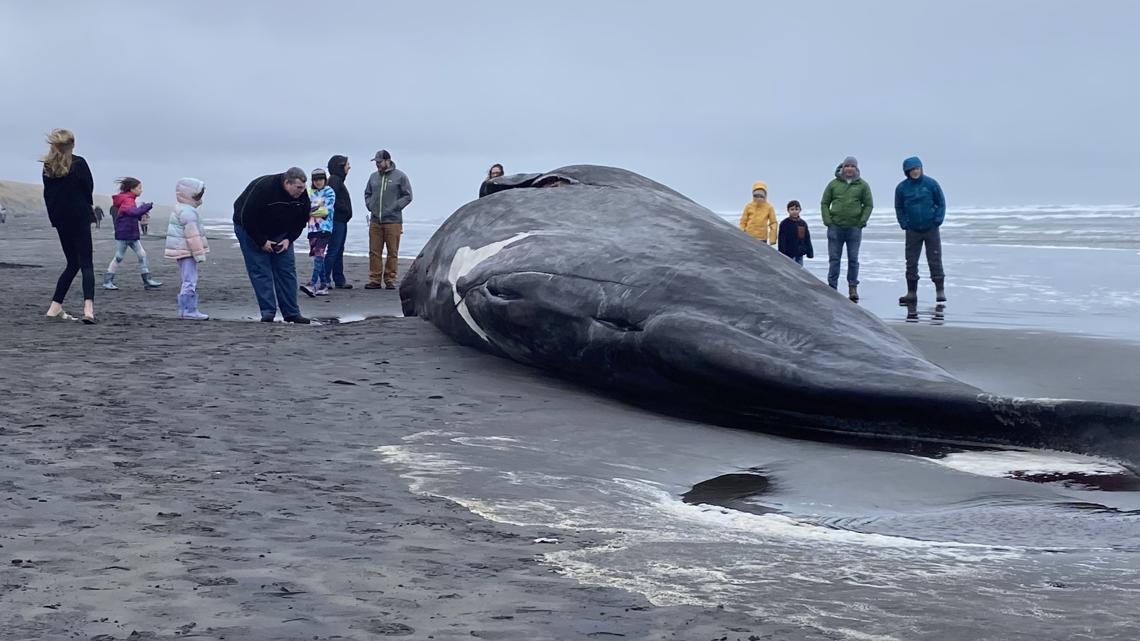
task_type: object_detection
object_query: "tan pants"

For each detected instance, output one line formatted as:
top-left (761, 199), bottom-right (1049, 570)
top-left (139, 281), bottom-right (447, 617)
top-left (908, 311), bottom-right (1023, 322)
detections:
top-left (369, 221), bottom-right (402, 286)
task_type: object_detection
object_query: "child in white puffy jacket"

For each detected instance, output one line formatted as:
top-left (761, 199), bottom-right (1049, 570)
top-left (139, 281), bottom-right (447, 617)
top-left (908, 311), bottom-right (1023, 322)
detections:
top-left (163, 178), bottom-right (210, 320)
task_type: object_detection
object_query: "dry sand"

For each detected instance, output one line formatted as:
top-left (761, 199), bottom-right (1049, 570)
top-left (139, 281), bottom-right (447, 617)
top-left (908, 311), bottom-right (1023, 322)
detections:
top-left (1, 208), bottom-right (1138, 640)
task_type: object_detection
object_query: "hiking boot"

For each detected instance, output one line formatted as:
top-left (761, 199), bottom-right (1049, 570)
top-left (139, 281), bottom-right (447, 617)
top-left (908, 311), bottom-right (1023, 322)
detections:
top-left (934, 278), bottom-right (947, 302)
top-left (283, 315), bottom-right (311, 324)
top-left (848, 284), bottom-right (859, 302)
top-left (364, 282), bottom-right (384, 289)
top-left (141, 274), bottom-right (162, 289)
top-left (898, 279), bottom-right (918, 305)
top-left (102, 272), bottom-right (118, 290)
top-left (385, 283), bottom-right (396, 290)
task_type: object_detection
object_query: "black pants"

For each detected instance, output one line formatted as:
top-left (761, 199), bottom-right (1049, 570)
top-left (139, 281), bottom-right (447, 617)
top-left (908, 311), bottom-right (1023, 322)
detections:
top-left (52, 224), bottom-right (95, 304)
top-left (904, 227), bottom-right (945, 282)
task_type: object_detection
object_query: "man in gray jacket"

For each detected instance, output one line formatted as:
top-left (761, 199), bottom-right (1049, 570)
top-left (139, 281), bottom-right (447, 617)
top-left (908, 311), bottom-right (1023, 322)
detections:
top-left (363, 149), bottom-right (413, 289)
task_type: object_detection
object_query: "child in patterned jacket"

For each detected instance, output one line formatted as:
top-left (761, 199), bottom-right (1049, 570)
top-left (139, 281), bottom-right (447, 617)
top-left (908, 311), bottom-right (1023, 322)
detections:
top-left (300, 167), bottom-right (336, 297)
top-left (163, 178), bottom-right (210, 320)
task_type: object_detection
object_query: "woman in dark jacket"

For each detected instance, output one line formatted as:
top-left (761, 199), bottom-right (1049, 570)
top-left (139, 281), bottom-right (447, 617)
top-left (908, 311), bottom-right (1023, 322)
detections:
top-left (41, 128), bottom-right (97, 323)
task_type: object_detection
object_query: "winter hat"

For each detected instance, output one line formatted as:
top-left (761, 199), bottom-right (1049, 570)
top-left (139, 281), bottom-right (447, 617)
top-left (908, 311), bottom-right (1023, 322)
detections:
top-left (175, 177), bottom-right (205, 206)
top-left (371, 149), bottom-right (392, 162)
top-left (841, 156), bottom-right (859, 168)
top-left (903, 156), bottom-right (923, 174)
top-left (311, 167), bottom-right (328, 180)
top-left (751, 181), bottom-right (769, 196)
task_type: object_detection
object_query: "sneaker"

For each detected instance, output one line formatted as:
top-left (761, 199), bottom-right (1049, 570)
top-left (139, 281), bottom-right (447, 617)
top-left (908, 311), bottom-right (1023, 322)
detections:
top-left (315, 286), bottom-right (330, 296)
top-left (179, 311), bottom-right (210, 321)
top-left (299, 284), bottom-right (316, 298)
top-left (283, 315), bottom-right (311, 324)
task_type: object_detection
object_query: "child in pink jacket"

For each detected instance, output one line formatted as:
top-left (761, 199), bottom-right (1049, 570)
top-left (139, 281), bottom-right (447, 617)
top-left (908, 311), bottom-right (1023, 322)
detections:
top-left (163, 178), bottom-right (210, 320)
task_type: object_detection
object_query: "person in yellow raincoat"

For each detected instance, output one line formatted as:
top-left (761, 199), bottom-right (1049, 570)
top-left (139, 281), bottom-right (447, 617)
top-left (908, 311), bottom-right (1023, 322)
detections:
top-left (739, 181), bottom-right (778, 245)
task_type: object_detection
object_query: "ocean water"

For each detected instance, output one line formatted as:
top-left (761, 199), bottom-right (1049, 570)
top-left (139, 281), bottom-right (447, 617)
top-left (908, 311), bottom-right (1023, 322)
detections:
top-left (205, 203), bottom-right (1140, 339)
top-left (377, 381), bottom-right (1140, 641)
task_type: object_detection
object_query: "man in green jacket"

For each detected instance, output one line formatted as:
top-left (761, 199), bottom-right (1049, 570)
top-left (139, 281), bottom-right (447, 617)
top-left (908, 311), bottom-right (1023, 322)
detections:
top-left (363, 149), bottom-right (413, 289)
top-left (821, 156), bottom-right (873, 301)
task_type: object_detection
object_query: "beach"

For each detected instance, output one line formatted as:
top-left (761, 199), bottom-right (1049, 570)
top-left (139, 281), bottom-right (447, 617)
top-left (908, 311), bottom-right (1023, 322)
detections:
top-left (2, 209), bottom-right (1140, 641)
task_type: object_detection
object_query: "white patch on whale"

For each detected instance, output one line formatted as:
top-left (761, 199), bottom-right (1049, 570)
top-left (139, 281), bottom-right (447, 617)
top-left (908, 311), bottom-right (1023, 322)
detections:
top-left (447, 232), bottom-right (533, 342)
top-left (927, 449), bottom-right (1130, 479)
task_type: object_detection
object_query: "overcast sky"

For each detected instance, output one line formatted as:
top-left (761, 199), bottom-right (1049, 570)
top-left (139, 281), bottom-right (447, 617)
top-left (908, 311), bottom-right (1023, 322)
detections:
top-left (2, 0), bottom-right (1137, 219)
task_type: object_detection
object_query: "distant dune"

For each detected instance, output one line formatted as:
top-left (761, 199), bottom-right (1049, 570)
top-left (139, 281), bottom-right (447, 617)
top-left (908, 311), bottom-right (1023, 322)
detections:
top-left (0, 179), bottom-right (114, 217)
top-left (0, 179), bottom-right (195, 220)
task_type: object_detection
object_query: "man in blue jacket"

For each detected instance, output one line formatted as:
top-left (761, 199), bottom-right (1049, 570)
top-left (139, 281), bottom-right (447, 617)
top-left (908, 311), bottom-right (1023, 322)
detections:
top-left (894, 156), bottom-right (947, 304)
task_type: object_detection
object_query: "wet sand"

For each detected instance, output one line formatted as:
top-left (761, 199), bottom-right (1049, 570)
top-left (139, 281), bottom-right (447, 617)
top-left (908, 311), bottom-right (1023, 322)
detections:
top-left (2, 211), bottom-right (1138, 640)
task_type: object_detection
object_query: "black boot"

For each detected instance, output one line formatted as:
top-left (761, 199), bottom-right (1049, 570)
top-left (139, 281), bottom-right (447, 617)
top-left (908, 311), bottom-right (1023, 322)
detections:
top-left (848, 284), bottom-right (859, 302)
top-left (898, 279), bottom-right (918, 305)
top-left (934, 278), bottom-right (947, 302)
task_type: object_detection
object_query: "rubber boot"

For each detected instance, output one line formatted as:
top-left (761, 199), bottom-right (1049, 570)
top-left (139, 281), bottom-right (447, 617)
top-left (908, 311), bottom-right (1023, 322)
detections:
top-left (898, 279), bottom-right (918, 305)
top-left (934, 278), bottom-right (947, 302)
top-left (102, 272), bottom-right (118, 290)
top-left (141, 273), bottom-right (163, 289)
top-left (848, 284), bottom-right (859, 302)
top-left (180, 292), bottom-right (208, 320)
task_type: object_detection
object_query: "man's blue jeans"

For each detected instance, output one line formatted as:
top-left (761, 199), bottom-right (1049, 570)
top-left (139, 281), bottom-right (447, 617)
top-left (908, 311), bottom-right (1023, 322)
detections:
top-left (234, 224), bottom-right (301, 319)
top-left (827, 225), bottom-right (863, 288)
top-left (323, 219), bottom-right (348, 287)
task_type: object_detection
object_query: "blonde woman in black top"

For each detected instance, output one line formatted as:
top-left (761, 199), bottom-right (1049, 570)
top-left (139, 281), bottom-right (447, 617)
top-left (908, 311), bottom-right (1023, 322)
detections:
top-left (41, 129), bottom-right (98, 324)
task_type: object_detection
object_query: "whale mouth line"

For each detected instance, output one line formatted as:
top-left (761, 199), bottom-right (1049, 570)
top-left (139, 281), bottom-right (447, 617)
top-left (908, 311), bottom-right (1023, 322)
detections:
top-left (461, 270), bottom-right (639, 293)
top-left (593, 317), bottom-right (644, 332)
top-left (456, 272), bottom-right (648, 332)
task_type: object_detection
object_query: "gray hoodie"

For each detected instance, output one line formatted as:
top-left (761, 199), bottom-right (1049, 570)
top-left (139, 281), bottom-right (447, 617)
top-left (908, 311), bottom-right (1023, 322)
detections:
top-left (364, 163), bottom-right (413, 224)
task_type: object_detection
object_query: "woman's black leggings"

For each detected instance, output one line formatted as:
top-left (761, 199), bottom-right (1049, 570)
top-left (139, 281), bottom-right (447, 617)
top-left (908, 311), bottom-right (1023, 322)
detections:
top-left (52, 224), bottom-right (95, 304)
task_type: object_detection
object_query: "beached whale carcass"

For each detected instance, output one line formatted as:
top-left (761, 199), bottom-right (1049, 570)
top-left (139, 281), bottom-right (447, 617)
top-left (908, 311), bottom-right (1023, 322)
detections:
top-left (400, 165), bottom-right (1140, 467)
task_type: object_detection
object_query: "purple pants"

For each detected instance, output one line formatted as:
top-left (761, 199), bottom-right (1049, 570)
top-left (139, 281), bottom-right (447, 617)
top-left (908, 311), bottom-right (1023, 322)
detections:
top-left (177, 257), bottom-right (200, 316)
